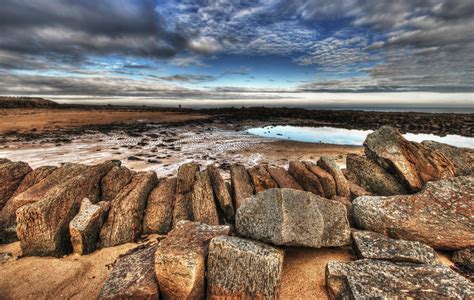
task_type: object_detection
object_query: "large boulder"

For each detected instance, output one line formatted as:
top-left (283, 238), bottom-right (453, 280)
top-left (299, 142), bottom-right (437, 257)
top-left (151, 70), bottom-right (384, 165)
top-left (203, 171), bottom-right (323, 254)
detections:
top-left (173, 163), bottom-right (199, 226)
top-left (155, 221), bottom-right (230, 299)
top-left (207, 165), bottom-right (234, 222)
top-left (236, 188), bottom-right (351, 248)
top-left (247, 165), bottom-right (278, 193)
top-left (317, 156), bottom-right (350, 197)
top-left (97, 244), bottom-right (159, 299)
top-left (192, 170), bottom-right (219, 225)
top-left (0, 161), bottom-right (31, 209)
top-left (288, 161), bottom-right (324, 196)
top-left (230, 164), bottom-right (254, 209)
top-left (16, 161), bottom-right (117, 256)
top-left (326, 259), bottom-right (473, 299)
top-left (422, 140), bottom-right (474, 176)
top-left (99, 171), bottom-right (157, 247)
top-left (266, 165), bottom-right (303, 190)
top-left (100, 165), bottom-right (134, 202)
top-left (10, 166), bottom-right (57, 199)
top-left (143, 177), bottom-right (177, 234)
top-left (364, 126), bottom-right (455, 192)
top-left (346, 154), bottom-right (407, 195)
top-left (304, 161), bottom-right (337, 198)
top-left (207, 236), bottom-right (284, 299)
top-left (352, 176), bottom-right (474, 250)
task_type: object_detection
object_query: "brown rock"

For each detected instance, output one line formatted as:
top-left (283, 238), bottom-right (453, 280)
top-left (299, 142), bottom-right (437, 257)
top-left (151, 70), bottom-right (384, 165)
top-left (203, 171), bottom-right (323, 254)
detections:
top-left (10, 166), bottom-right (57, 199)
top-left (207, 165), bottom-right (234, 222)
top-left (0, 158), bottom-right (11, 165)
top-left (100, 171), bottom-right (158, 247)
top-left (422, 140), bottom-right (474, 176)
top-left (317, 156), bottom-right (350, 197)
top-left (288, 160), bottom-right (324, 196)
top-left (266, 165), bottom-right (303, 190)
top-left (304, 161), bottom-right (337, 198)
top-left (247, 164), bottom-right (278, 193)
top-left (143, 177), bottom-right (176, 234)
top-left (0, 161), bottom-right (31, 210)
top-left (192, 170), bottom-right (219, 225)
top-left (349, 182), bottom-right (373, 199)
top-left (173, 163), bottom-right (199, 226)
top-left (100, 165), bottom-right (134, 202)
top-left (230, 164), bottom-right (254, 209)
top-left (155, 221), bottom-right (230, 299)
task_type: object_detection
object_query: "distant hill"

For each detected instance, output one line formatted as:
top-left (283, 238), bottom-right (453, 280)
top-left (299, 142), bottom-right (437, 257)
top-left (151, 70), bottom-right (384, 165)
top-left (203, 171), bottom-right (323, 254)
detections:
top-left (0, 97), bottom-right (59, 108)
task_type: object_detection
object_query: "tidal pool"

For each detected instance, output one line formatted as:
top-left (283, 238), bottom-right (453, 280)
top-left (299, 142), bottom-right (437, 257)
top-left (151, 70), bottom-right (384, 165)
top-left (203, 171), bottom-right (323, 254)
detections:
top-left (247, 126), bottom-right (474, 148)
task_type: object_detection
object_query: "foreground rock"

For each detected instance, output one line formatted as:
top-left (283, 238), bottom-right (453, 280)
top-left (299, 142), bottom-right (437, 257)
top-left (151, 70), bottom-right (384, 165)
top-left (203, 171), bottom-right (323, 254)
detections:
top-left (353, 176), bottom-right (474, 250)
top-left (100, 165), bottom-right (133, 202)
top-left (230, 164), bottom-right (254, 209)
top-left (97, 244), bottom-right (159, 299)
top-left (207, 236), bottom-right (284, 299)
top-left (69, 198), bottom-right (110, 255)
top-left (236, 188), bottom-right (350, 248)
top-left (422, 140), bottom-right (474, 176)
top-left (247, 165), bottom-right (278, 193)
top-left (288, 161), bottom-right (324, 196)
top-left (364, 126), bottom-right (455, 191)
top-left (0, 161), bottom-right (31, 209)
top-left (304, 161), bottom-right (337, 198)
top-left (266, 165), bottom-right (303, 190)
top-left (100, 171), bottom-right (157, 247)
top-left (326, 259), bottom-right (473, 299)
top-left (10, 166), bottom-right (57, 199)
top-left (155, 221), bottom-right (230, 299)
top-left (173, 163), bottom-right (200, 226)
top-left (207, 165), bottom-right (234, 222)
top-left (452, 248), bottom-right (474, 266)
top-left (352, 231), bottom-right (437, 264)
top-left (143, 177), bottom-right (177, 234)
top-left (192, 170), bottom-right (219, 225)
top-left (317, 156), bottom-right (350, 197)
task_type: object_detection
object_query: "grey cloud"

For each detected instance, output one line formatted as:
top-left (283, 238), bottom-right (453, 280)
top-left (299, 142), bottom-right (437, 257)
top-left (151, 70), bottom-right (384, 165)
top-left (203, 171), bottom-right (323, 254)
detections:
top-left (157, 74), bottom-right (217, 83)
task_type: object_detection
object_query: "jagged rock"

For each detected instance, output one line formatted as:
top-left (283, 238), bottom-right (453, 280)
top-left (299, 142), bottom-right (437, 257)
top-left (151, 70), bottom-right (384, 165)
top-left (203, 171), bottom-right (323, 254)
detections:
top-left (422, 140), bottom-right (474, 176)
top-left (326, 259), bottom-right (473, 299)
top-left (0, 161), bottom-right (31, 209)
top-left (346, 154), bottom-right (407, 195)
top-left (230, 164), bottom-right (254, 209)
top-left (236, 188), bottom-right (351, 248)
top-left (143, 177), bottom-right (176, 234)
top-left (207, 165), bottom-right (234, 222)
top-left (10, 166), bottom-right (57, 199)
top-left (100, 165), bottom-right (133, 202)
top-left (69, 198), bottom-right (110, 255)
top-left (288, 161), bottom-right (324, 196)
top-left (155, 221), bottom-right (230, 299)
top-left (16, 161), bottom-right (117, 257)
top-left (207, 236), bottom-right (284, 299)
top-left (100, 171), bottom-right (157, 247)
top-left (348, 182), bottom-right (373, 199)
top-left (352, 176), bottom-right (474, 250)
top-left (0, 158), bottom-right (11, 165)
top-left (192, 170), bottom-right (219, 225)
top-left (304, 161), bottom-right (337, 198)
top-left (452, 248), bottom-right (474, 266)
top-left (173, 163), bottom-right (199, 226)
top-left (266, 165), bottom-right (303, 190)
top-left (317, 156), bottom-right (350, 197)
top-left (97, 244), bottom-right (159, 299)
top-left (364, 126), bottom-right (455, 192)
top-left (352, 230), bottom-right (437, 264)
top-left (247, 165), bottom-right (278, 193)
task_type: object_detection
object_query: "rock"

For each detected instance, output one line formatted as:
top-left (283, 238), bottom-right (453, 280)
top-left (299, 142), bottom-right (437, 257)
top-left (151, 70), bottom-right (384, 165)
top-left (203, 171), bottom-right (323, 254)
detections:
top-left (352, 230), bottom-right (437, 264)
top-left (236, 188), bottom-right (351, 248)
top-left (247, 165), bottom-right (278, 193)
top-left (100, 165), bottom-right (133, 202)
top-left (288, 161), bottom-right (324, 196)
top-left (100, 171), bottom-right (157, 247)
top-left (348, 182), bottom-right (373, 199)
top-left (346, 154), bottom-right (407, 195)
top-left (266, 165), bottom-right (303, 190)
top-left (97, 244), bottom-right (159, 299)
top-left (0, 158), bottom-right (11, 165)
top-left (143, 177), bottom-right (176, 234)
top-left (452, 248), bottom-right (474, 266)
top-left (352, 176), bottom-right (474, 250)
top-left (207, 236), bottom-right (284, 299)
top-left (69, 198), bottom-right (110, 255)
top-left (326, 259), bottom-right (473, 299)
top-left (10, 166), bottom-right (57, 199)
top-left (0, 161), bottom-right (31, 209)
top-left (16, 161), bottom-right (117, 257)
top-left (230, 164), bottom-right (254, 209)
top-left (173, 163), bottom-right (199, 226)
top-left (364, 126), bottom-right (456, 192)
top-left (207, 165), bottom-right (234, 222)
top-left (192, 170), bottom-right (219, 225)
top-left (304, 161), bottom-right (337, 198)
top-left (0, 252), bottom-right (13, 264)
top-left (317, 156), bottom-right (350, 197)
top-left (422, 140), bottom-right (474, 176)
top-left (155, 221), bottom-right (230, 299)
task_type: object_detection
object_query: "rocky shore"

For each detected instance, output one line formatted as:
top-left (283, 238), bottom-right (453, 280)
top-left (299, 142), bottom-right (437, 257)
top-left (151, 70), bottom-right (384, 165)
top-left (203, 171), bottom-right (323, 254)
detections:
top-left (0, 125), bottom-right (473, 298)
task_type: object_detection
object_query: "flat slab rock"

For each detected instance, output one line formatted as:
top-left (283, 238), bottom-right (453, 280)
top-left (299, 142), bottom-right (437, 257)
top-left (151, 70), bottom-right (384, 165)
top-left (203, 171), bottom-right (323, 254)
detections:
top-left (142, 176), bottom-right (177, 234)
top-left (0, 161), bottom-right (31, 209)
top-left (352, 230), bottom-right (437, 264)
top-left (230, 164), bottom-right (254, 209)
top-left (326, 259), bottom-right (474, 299)
top-left (207, 236), bottom-right (284, 299)
top-left (236, 188), bottom-right (351, 248)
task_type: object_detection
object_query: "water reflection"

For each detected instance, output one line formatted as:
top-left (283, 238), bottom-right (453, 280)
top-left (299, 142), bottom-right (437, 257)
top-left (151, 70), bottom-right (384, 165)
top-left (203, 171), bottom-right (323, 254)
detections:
top-left (247, 126), bottom-right (474, 148)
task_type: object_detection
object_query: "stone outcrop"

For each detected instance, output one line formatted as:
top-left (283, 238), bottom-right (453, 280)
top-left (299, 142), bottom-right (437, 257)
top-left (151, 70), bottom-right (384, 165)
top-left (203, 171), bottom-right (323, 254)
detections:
top-left (10, 166), bottom-right (57, 199)
top-left (422, 140), bottom-right (474, 176)
top-left (304, 161), bottom-right (337, 198)
top-left (143, 177), bottom-right (177, 234)
top-left (326, 259), bottom-right (473, 299)
top-left (352, 176), bottom-right (474, 250)
top-left (346, 154), bottom-right (407, 195)
top-left (452, 248), bottom-right (473, 266)
top-left (247, 165), bottom-right (278, 193)
top-left (266, 165), bottom-right (303, 190)
top-left (288, 160), bottom-right (324, 196)
top-left (100, 171), bottom-right (157, 247)
top-left (348, 182), bottom-right (373, 199)
top-left (207, 236), bottom-right (284, 299)
top-left (192, 170), bottom-right (219, 225)
top-left (317, 156), bottom-right (350, 197)
top-left (173, 163), bottom-right (200, 226)
top-left (352, 230), bottom-right (437, 264)
top-left (155, 221), bottom-right (230, 299)
top-left (236, 188), bottom-right (351, 248)
top-left (364, 126), bottom-right (456, 191)
top-left (230, 164), bottom-right (254, 209)
top-left (69, 198), bottom-right (110, 255)
top-left (0, 161), bottom-right (31, 209)
top-left (207, 165), bottom-right (234, 222)
top-left (97, 244), bottom-right (159, 299)
top-left (100, 165), bottom-right (134, 202)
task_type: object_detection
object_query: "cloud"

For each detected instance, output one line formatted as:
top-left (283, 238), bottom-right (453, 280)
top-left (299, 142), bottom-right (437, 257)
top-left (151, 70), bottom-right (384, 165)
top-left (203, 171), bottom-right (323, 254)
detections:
top-left (156, 74), bottom-right (217, 83)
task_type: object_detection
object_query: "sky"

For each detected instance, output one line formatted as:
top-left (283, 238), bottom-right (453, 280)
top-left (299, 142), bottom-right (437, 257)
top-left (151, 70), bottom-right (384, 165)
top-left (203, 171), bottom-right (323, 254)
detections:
top-left (0, 0), bottom-right (473, 107)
